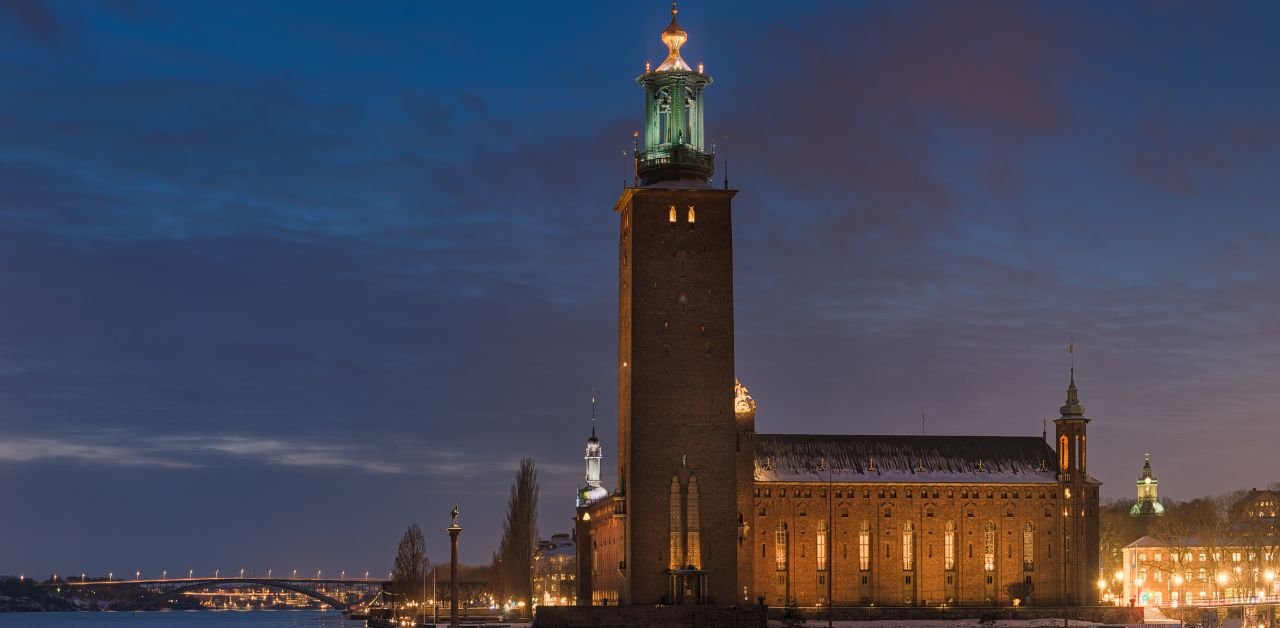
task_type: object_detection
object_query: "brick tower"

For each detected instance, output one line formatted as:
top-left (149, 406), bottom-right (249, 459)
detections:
top-left (614, 3), bottom-right (744, 605)
top-left (1055, 368), bottom-right (1101, 605)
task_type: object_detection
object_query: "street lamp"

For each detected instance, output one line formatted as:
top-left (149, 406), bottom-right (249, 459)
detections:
top-left (215, 569), bottom-right (220, 579)
top-left (1217, 572), bottom-right (1228, 602)
top-left (188, 569), bottom-right (193, 579)
top-left (239, 568), bottom-right (245, 579)
top-left (162, 570), bottom-right (166, 580)
top-left (293, 569), bottom-right (297, 579)
top-left (268, 569), bottom-right (272, 578)
top-left (135, 570), bottom-right (140, 581)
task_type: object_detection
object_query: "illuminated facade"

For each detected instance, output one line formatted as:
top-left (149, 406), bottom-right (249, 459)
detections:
top-left (533, 534), bottom-right (577, 607)
top-left (1120, 489), bottom-right (1279, 607)
top-left (574, 4), bottom-right (1100, 609)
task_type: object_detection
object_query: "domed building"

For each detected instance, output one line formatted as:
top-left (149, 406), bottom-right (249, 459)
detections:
top-left (1129, 454), bottom-right (1165, 518)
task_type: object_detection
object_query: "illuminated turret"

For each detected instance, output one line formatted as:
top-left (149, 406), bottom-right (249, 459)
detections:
top-left (578, 394), bottom-right (608, 507)
top-left (1130, 454), bottom-right (1165, 517)
top-left (636, 2), bottom-right (714, 186)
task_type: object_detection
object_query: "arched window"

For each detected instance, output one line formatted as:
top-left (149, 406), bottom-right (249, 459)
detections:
top-left (902, 521), bottom-right (915, 571)
top-left (669, 476), bottom-right (682, 570)
top-left (816, 519), bottom-right (827, 571)
top-left (1023, 522), bottom-right (1034, 571)
top-left (1059, 435), bottom-right (1069, 470)
top-left (669, 205), bottom-right (677, 223)
top-left (944, 521), bottom-right (956, 570)
top-left (858, 521), bottom-right (870, 571)
top-left (686, 475), bottom-right (701, 569)
top-left (775, 522), bottom-right (788, 571)
top-left (983, 521), bottom-right (996, 572)
top-left (687, 205), bottom-right (695, 223)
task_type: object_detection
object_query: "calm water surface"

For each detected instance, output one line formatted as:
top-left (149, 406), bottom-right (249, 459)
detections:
top-left (0, 610), bottom-right (364, 627)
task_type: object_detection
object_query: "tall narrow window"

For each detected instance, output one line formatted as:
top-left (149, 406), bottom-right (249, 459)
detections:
top-left (902, 521), bottom-right (914, 571)
top-left (775, 522), bottom-right (788, 571)
top-left (686, 476), bottom-right (701, 569)
top-left (816, 519), bottom-right (827, 571)
top-left (669, 477), bottom-right (681, 570)
top-left (858, 521), bottom-right (870, 571)
top-left (983, 521), bottom-right (996, 572)
top-left (944, 521), bottom-right (956, 570)
top-left (669, 205), bottom-right (677, 223)
top-left (1059, 435), bottom-right (1069, 471)
top-left (687, 205), bottom-right (695, 223)
top-left (1022, 522), bottom-right (1034, 571)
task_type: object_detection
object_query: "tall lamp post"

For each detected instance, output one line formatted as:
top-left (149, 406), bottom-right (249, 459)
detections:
top-left (817, 458), bottom-right (833, 628)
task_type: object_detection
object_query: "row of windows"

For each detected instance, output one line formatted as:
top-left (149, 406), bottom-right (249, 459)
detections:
top-left (1139, 551), bottom-right (1278, 563)
top-left (768, 520), bottom-right (1041, 573)
top-left (753, 485), bottom-right (1063, 501)
top-left (668, 205), bottom-right (695, 223)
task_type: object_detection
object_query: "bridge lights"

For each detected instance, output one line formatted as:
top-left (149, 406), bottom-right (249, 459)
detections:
top-left (240, 569), bottom-right (245, 579)
top-left (341, 571), bottom-right (345, 580)
top-left (189, 569), bottom-right (193, 579)
top-left (136, 570), bottom-right (140, 581)
top-left (293, 569), bottom-right (298, 579)
top-left (316, 570), bottom-right (322, 579)
top-left (268, 569), bottom-right (272, 578)
top-left (108, 572), bottom-right (112, 582)
top-left (162, 571), bottom-right (166, 580)
top-left (364, 571), bottom-right (369, 581)
top-left (215, 570), bottom-right (220, 579)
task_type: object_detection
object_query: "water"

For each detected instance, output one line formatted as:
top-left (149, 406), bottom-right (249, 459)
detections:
top-left (0, 610), bottom-right (365, 628)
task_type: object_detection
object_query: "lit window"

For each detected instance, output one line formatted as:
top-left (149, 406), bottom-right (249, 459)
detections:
top-left (983, 521), bottom-right (996, 572)
top-left (858, 521), bottom-right (870, 571)
top-left (902, 521), bottom-right (914, 571)
top-left (669, 206), bottom-right (677, 223)
top-left (687, 205), bottom-right (695, 223)
top-left (775, 522), bottom-right (787, 571)
top-left (1023, 522), bottom-right (1034, 571)
top-left (944, 521), bottom-right (955, 570)
top-left (817, 520), bottom-right (827, 571)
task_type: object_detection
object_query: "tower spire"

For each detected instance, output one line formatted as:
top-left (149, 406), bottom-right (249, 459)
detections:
top-left (591, 387), bottom-right (597, 439)
top-left (637, 3), bottom-right (714, 185)
top-left (1060, 367), bottom-right (1085, 417)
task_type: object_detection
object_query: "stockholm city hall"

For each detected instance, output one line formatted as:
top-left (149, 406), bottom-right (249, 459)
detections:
top-left (573, 5), bottom-right (1100, 611)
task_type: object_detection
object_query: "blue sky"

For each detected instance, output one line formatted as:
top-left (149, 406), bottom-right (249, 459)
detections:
top-left (2, 0), bottom-right (1279, 578)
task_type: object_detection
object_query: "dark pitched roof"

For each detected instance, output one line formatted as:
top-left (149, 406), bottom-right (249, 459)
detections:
top-left (755, 434), bottom-right (1060, 483)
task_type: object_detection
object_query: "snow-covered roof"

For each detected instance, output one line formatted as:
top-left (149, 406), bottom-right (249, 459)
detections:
top-left (755, 434), bottom-right (1060, 484)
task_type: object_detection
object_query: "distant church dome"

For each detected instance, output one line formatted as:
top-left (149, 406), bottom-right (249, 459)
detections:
top-left (1130, 453), bottom-right (1165, 517)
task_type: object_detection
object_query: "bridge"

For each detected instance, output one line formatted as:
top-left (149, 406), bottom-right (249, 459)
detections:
top-left (57, 577), bottom-right (388, 611)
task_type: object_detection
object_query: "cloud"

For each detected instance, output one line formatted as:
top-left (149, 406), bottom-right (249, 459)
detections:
top-left (0, 0), bottom-right (61, 45)
top-left (0, 432), bottom-right (413, 474)
top-left (0, 437), bottom-right (195, 468)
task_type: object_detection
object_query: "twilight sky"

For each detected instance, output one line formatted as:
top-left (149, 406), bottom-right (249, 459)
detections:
top-left (2, 0), bottom-right (1279, 578)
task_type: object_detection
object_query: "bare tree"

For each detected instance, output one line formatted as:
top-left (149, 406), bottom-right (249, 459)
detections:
top-left (392, 523), bottom-right (428, 609)
top-left (498, 458), bottom-right (539, 611)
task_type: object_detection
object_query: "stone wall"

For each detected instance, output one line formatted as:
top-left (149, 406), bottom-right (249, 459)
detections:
top-left (771, 604), bottom-right (1143, 624)
top-left (534, 604), bottom-right (765, 628)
